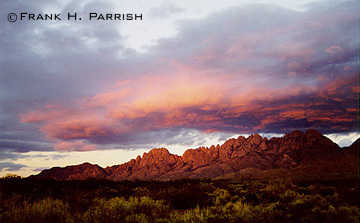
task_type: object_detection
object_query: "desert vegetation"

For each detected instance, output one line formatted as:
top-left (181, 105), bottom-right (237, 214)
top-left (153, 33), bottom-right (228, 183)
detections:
top-left (0, 173), bottom-right (358, 223)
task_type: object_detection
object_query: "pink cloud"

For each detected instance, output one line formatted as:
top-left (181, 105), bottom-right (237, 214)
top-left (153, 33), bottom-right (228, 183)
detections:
top-left (20, 64), bottom-right (357, 146)
top-left (325, 45), bottom-right (343, 54)
top-left (55, 140), bottom-right (96, 151)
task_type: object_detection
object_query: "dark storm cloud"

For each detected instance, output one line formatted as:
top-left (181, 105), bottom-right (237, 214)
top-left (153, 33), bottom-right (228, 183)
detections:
top-left (1, 0), bottom-right (358, 152)
top-left (0, 140), bottom-right (52, 152)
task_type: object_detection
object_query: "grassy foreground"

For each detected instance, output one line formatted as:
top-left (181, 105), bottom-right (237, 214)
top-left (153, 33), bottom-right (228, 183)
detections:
top-left (0, 174), bottom-right (358, 223)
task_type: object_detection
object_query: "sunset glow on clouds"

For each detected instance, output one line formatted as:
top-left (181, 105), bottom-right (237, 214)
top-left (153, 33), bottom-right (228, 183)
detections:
top-left (0, 0), bottom-right (358, 176)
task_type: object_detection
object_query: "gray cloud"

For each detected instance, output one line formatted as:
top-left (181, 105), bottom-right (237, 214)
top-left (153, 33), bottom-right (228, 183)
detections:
top-left (0, 151), bottom-right (25, 161)
top-left (0, 139), bottom-right (53, 152)
top-left (0, 162), bottom-right (27, 172)
top-left (0, 0), bottom-right (358, 152)
top-left (33, 167), bottom-right (48, 172)
top-left (1, 0), bottom-right (136, 153)
top-left (149, 2), bottom-right (185, 18)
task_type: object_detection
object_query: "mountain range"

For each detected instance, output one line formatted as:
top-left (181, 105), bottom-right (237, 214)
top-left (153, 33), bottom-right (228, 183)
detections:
top-left (32, 129), bottom-right (359, 181)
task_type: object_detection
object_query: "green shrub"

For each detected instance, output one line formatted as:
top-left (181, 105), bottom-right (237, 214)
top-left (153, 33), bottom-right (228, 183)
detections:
top-left (211, 188), bottom-right (231, 206)
top-left (0, 198), bottom-right (73, 223)
top-left (82, 196), bottom-right (169, 223)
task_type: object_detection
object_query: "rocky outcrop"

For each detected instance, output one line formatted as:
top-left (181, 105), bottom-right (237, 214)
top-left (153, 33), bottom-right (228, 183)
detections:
top-left (105, 148), bottom-right (184, 180)
top-left (33, 129), bottom-right (359, 181)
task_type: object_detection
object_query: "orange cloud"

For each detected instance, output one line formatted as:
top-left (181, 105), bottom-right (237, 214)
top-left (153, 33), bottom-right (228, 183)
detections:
top-left (19, 60), bottom-right (357, 146)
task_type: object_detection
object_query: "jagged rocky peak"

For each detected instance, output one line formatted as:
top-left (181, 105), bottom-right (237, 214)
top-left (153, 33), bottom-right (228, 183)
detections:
top-left (147, 148), bottom-right (170, 155)
top-left (140, 148), bottom-right (182, 168)
top-left (183, 146), bottom-right (218, 166)
top-left (248, 133), bottom-right (263, 145)
top-left (144, 148), bottom-right (182, 161)
top-left (33, 129), bottom-right (358, 181)
top-left (222, 132), bottom-right (264, 147)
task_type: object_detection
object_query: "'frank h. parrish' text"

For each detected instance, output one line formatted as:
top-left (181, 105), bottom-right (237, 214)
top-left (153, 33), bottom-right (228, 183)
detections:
top-left (16, 12), bottom-right (143, 21)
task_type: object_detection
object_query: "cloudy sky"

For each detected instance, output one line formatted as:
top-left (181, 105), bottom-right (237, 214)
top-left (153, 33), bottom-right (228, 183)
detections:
top-left (0, 0), bottom-right (359, 176)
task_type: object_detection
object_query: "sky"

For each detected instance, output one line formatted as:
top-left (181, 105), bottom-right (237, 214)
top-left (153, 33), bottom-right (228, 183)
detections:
top-left (0, 0), bottom-right (359, 177)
